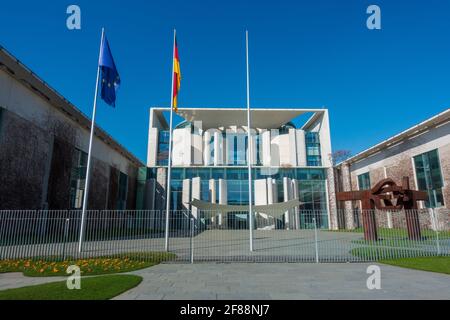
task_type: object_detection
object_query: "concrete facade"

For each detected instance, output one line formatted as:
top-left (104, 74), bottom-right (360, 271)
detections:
top-left (0, 47), bottom-right (143, 210)
top-left (335, 109), bottom-right (450, 229)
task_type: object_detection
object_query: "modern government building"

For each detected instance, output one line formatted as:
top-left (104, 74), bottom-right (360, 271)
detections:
top-left (141, 107), bottom-right (338, 230)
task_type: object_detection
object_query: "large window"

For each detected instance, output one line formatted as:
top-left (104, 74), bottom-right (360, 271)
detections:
top-left (358, 172), bottom-right (371, 190)
top-left (69, 149), bottom-right (88, 209)
top-left (157, 130), bottom-right (170, 166)
top-left (305, 132), bottom-right (322, 167)
top-left (227, 133), bottom-right (247, 165)
top-left (414, 149), bottom-right (445, 208)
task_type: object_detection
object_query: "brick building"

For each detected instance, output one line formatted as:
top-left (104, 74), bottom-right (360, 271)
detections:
top-left (335, 109), bottom-right (450, 229)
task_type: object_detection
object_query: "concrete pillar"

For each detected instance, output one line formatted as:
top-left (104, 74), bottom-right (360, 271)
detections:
top-left (255, 179), bottom-right (268, 206)
top-left (219, 179), bottom-right (227, 226)
top-left (173, 128), bottom-right (191, 166)
top-left (192, 121), bottom-right (203, 165)
top-left (292, 179), bottom-right (300, 230)
top-left (296, 129), bottom-right (306, 166)
top-left (267, 178), bottom-right (275, 205)
top-left (283, 177), bottom-right (291, 229)
top-left (250, 133), bottom-right (258, 165)
top-left (147, 127), bottom-right (159, 167)
top-left (204, 131), bottom-right (212, 165)
top-left (214, 131), bottom-right (224, 166)
top-left (182, 179), bottom-right (191, 211)
top-left (191, 177), bottom-right (201, 219)
top-left (261, 130), bottom-right (271, 167)
top-left (288, 129), bottom-right (297, 166)
top-left (209, 179), bottom-right (216, 223)
top-left (341, 163), bottom-right (355, 229)
top-left (270, 129), bottom-right (280, 167)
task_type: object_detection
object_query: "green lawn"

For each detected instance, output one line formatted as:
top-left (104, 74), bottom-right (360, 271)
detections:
top-left (0, 275), bottom-right (142, 300)
top-left (331, 227), bottom-right (449, 239)
top-left (380, 256), bottom-right (450, 275)
top-left (351, 247), bottom-right (429, 260)
top-left (0, 252), bottom-right (176, 277)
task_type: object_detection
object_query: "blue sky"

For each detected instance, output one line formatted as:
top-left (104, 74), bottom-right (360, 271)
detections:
top-left (1, 0), bottom-right (449, 163)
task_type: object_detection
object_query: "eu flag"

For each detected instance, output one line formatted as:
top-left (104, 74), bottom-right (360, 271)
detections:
top-left (99, 35), bottom-right (120, 107)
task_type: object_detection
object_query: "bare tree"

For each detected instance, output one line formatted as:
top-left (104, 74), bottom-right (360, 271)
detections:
top-left (329, 150), bottom-right (352, 166)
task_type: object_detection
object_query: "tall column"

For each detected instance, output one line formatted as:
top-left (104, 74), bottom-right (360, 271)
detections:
top-left (270, 129), bottom-right (280, 167)
top-left (296, 129), bottom-right (306, 167)
top-left (192, 121), bottom-right (203, 165)
top-left (283, 177), bottom-right (291, 229)
top-left (292, 179), bottom-right (300, 230)
top-left (326, 168), bottom-right (339, 230)
top-left (261, 130), bottom-right (271, 167)
top-left (341, 162), bottom-right (355, 230)
top-left (204, 131), bottom-right (212, 165)
top-left (214, 131), bottom-right (223, 166)
top-left (147, 128), bottom-right (159, 167)
top-left (219, 179), bottom-right (227, 226)
top-left (191, 177), bottom-right (201, 219)
top-left (182, 179), bottom-right (191, 211)
top-left (209, 179), bottom-right (216, 223)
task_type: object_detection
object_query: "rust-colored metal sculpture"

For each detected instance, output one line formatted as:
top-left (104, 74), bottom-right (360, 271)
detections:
top-left (337, 177), bottom-right (428, 241)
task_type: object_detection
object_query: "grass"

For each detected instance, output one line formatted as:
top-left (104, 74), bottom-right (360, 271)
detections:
top-left (0, 252), bottom-right (176, 277)
top-left (379, 256), bottom-right (450, 275)
top-left (350, 247), bottom-right (430, 260)
top-left (330, 227), bottom-right (450, 239)
top-left (0, 275), bottom-right (142, 300)
top-left (351, 247), bottom-right (450, 275)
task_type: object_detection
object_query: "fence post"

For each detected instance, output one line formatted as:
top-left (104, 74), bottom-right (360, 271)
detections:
top-left (62, 218), bottom-right (70, 261)
top-left (190, 218), bottom-right (194, 264)
top-left (313, 217), bottom-right (319, 264)
top-left (431, 208), bottom-right (441, 256)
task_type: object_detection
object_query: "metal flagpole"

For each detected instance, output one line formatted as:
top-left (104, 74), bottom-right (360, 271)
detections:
top-left (246, 30), bottom-right (254, 252)
top-left (78, 28), bottom-right (105, 253)
top-left (165, 29), bottom-right (177, 252)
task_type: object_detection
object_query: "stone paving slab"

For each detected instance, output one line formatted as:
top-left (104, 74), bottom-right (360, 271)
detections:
top-left (113, 263), bottom-right (450, 300)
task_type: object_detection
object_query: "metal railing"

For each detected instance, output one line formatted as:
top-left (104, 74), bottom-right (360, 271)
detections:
top-left (0, 209), bottom-right (448, 263)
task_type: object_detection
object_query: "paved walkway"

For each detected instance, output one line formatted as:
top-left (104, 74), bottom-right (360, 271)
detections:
top-left (0, 273), bottom-right (66, 291)
top-left (1, 263), bottom-right (449, 300)
top-left (113, 263), bottom-right (450, 300)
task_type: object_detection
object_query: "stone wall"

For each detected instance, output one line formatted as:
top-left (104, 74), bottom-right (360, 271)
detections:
top-left (0, 107), bottom-right (139, 210)
top-left (0, 108), bottom-right (51, 210)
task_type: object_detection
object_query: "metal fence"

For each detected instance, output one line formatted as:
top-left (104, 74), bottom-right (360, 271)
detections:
top-left (0, 209), bottom-right (448, 263)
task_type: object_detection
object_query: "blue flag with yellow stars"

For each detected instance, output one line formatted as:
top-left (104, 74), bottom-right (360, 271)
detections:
top-left (99, 35), bottom-right (120, 107)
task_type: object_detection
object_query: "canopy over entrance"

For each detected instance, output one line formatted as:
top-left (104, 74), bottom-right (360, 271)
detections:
top-left (189, 199), bottom-right (302, 220)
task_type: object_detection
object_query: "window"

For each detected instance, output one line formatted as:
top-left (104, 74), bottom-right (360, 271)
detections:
top-left (117, 172), bottom-right (128, 210)
top-left (305, 132), bottom-right (322, 166)
top-left (358, 172), bottom-right (371, 190)
top-left (414, 150), bottom-right (444, 208)
top-left (69, 149), bottom-right (88, 209)
top-left (157, 130), bottom-right (170, 166)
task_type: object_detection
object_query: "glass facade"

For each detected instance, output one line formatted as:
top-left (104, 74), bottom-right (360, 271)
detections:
top-left (166, 168), bottom-right (328, 228)
top-left (414, 149), bottom-right (445, 208)
top-left (358, 172), bottom-right (371, 190)
top-left (305, 132), bottom-right (322, 167)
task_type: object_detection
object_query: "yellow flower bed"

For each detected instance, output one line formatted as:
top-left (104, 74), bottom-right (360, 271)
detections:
top-left (0, 257), bottom-right (150, 276)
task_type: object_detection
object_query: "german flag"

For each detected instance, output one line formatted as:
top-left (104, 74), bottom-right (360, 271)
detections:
top-left (173, 37), bottom-right (181, 113)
